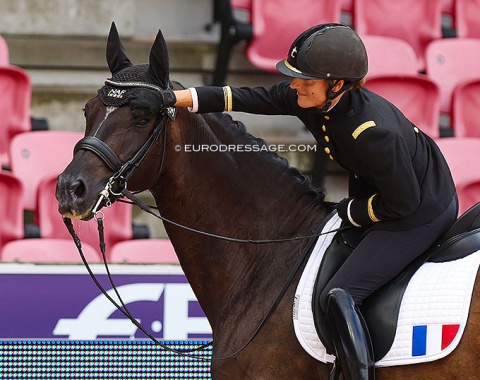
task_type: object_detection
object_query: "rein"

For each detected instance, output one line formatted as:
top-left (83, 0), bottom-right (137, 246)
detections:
top-left (66, 104), bottom-right (346, 361)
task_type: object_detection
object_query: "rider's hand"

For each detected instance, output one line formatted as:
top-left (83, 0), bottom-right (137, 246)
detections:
top-left (336, 197), bottom-right (355, 226)
top-left (129, 88), bottom-right (176, 113)
top-left (159, 88), bottom-right (176, 108)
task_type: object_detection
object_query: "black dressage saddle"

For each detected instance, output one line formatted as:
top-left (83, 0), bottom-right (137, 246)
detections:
top-left (312, 202), bottom-right (480, 361)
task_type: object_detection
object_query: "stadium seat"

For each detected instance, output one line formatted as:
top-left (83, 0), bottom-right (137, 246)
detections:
top-left (0, 35), bottom-right (9, 66)
top-left (109, 239), bottom-right (179, 264)
top-left (425, 38), bottom-right (480, 116)
top-left (435, 137), bottom-right (480, 215)
top-left (0, 238), bottom-right (101, 263)
top-left (442, 0), bottom-right (455, 15)
top-left (9, 130), bottom-right (83, 211)
top-left (365, 74), bottom-right (441, 138)
top-left (451, 78), bottom-right (480, 137)
top-left (231, 0), bottom-right (250, 10)
top-left (245, 0), bottom-right (342, 73)
top-left (354, 0), bottom-right (443, 72)
top-left (361, 35), bottom-right (419, 78)
top-left (0, 65), bottom-right (32, 168)
top-left (341, 0), bottom-right (353, 13)
top-left (455, 0), bottom-right (480, 38)
top-left (211, 0), bottom-right (342, 85)
top-left (0, 171), bottom-right (24, 251)
top-left (36, 173), bottom-right (134, 257)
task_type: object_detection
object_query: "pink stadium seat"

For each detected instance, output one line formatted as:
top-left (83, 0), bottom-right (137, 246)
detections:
top-left (442, 0), bottom-right (455, 14)
top-left (451, 78), bottom-right (480, 137)
top-left (425, 38), bottom-right (480, 116)
top-left (361, 35), bottom-right (419, 78)
top-left (0, 65), bottom-right (32, 167)
top-left (0, 171), bottom-right (24, 250)
top-left (455, 0), bottom-right (480, 38)
top-left (0, 35), bottom-right (9, 66)
top-left (0, 238), bottom-right (101, 263)
top-left (36, 173), bottom-right (134, 257)
top-left (9, 130), bottom-right (83, 211)
top-left (341, 0), bottom-right (353, 13)
top-left (245, 0), bottom-right (342, 72)
top-left (109, 239), bottom-right (179, 264)
top-left (231, 0), bottom-right (251, 10)
top-left (365, 74), bottom-right (441, 138)
top-left (354, 0), bottom-right (443, 72)
top-left (435, 137), bottom-right (480, 215)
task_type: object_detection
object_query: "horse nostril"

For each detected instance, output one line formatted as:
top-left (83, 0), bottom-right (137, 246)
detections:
top-left (69, 179), bottom-right (86, 200)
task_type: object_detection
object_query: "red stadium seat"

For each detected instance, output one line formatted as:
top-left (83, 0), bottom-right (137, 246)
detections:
top-left (341, 0), bottom-right (353, 13)
top-left (9, 130), bottom-right (83, 211)
top-left (455, 0), bottom-right (480, 38)
top-left (0, 171), bottom-right (24, 251)
top-left (1, 238), bottom-right (101, 263)
top-left (435, 137), bottom-right (480, 215)
top-left (0, 35), bottom-right (9, 66)
top-left (245, 0), bottom-right (342, 72)
top-left (354, 0), bottom-right (443, 72)
top-left (425, 38), bottom-right (480, 116)
top-left (0, 66), bottom-right (32, 167)
top-left (365, 74), bottom-right (441, 138)
top-left (442, 0), bottom-right (455, 14)
top-left (36, 173), bottom-right (134, 257)
top-left (231, 0), bottom-right (250, 9)
top-left (361, 35), bottom-right (419, 78)
top-left (109, 239), bottom-right (179, 264)
top-left (451, 78), bottom-right (480, 137)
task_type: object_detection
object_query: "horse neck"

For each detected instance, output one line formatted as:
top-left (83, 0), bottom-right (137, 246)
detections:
top-left (150, 110), bottom-right (327, 321)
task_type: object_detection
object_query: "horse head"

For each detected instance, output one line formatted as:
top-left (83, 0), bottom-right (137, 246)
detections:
top-left (56, 22), bottom-right (172, 220)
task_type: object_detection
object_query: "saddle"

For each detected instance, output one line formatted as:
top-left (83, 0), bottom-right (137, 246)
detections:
top-left (312, 202), bottom-right (480, 360)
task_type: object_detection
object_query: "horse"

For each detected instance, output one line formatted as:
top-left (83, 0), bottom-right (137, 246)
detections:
top-left (56, 23), bottom-right (480, 379)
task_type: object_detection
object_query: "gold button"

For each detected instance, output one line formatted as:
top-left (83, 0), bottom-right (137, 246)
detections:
top-left (324, 147), bottom-right (330, 154)
top-left (329, 155), bottom-right (334, 160)
top-left (322, 125), bottom-right (327, 132)
top-left (325, 136), bottom-right (330, 143)
top-left (324, 116), bottom-right (330, 120)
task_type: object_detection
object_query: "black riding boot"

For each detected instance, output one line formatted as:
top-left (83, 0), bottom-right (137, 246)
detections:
top-left (325, 288), bottom-right (375, 380)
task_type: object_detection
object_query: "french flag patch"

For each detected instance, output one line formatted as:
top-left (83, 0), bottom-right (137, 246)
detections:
top-left (412, 324), bottom-right (460, 356)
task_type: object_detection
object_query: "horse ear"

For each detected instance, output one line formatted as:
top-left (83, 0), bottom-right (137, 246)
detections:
top-left (148, 29), bottom-right (170, 88)
top-left (106, 22), bottom-right (133, 75)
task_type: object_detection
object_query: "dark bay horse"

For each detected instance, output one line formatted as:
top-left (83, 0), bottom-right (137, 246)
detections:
top-left (56, 24), bottom-right (480, 379)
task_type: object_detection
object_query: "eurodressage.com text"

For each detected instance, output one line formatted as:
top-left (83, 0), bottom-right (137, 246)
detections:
top-left (176, 144), bottom-right (317, 153)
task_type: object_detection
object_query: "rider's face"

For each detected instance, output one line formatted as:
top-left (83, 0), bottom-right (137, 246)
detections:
top-left (290, 78), bottom-right (344, 109)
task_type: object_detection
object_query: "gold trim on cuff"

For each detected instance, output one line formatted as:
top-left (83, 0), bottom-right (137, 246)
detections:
top-left (368, 194), bottom-right (381, 222)
top-left (223, 86), bottom-right (233, 112)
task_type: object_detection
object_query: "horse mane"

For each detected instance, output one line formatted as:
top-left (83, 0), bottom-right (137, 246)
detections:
top-left (202, 111), bottom-right (327, 203)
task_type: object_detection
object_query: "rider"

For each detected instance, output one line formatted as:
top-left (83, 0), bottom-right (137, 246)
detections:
top-left (156, 23), bottom-right (458, 380)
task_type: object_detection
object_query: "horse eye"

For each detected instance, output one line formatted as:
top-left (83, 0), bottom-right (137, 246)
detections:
top-left (136, 118), bottom-right (149, 128)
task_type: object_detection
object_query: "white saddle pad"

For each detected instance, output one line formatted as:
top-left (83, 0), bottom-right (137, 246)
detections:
top-left (293, 214), bottom-right (480, 367)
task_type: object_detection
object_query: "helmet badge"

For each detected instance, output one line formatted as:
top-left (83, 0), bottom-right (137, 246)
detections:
top-left (290, 47), bottom-right (298, 58)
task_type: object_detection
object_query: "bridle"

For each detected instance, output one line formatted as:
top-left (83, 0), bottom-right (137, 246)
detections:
top-left (73, 106), bottom-right (174, 214)
top-left (63, 92), bottom-right (345, 361)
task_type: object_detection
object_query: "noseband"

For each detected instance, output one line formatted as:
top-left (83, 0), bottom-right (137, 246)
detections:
top-left (73, 106), bottom-right (173, 213)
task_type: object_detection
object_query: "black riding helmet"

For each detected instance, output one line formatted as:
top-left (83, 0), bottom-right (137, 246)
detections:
top-left (277, 23), bottom-right (368, 111)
